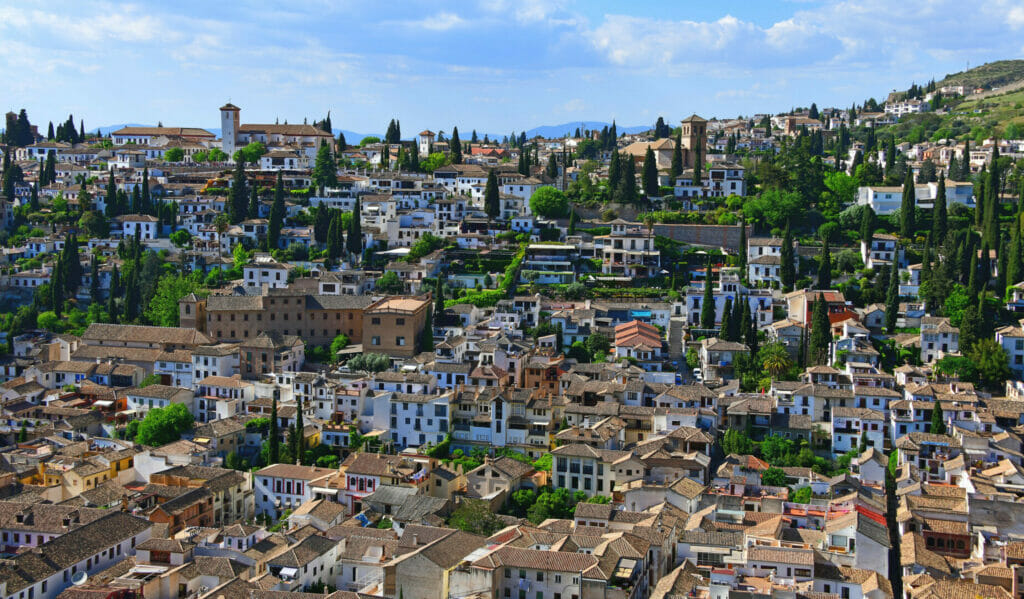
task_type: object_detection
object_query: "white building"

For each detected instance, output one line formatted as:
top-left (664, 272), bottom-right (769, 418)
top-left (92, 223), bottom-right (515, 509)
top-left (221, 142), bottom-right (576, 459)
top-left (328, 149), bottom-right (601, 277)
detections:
top-left (857, 180), bottom-right (973, 215)
top-left (253, 463), bottom-right (335, 520)
top-left (118, 214), bottom-right (159, 240)
top-left (919, 317), bottom-right (959, 364)
top-left (124, 385), bottom-right (194, 419)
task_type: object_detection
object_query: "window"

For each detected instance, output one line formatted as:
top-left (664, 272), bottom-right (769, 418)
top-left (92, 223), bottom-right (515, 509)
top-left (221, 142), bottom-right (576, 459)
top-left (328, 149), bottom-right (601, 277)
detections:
top-left (372, 336), bottom-right (381, 346)
top-left (372, 317), bottom-right (381, 325)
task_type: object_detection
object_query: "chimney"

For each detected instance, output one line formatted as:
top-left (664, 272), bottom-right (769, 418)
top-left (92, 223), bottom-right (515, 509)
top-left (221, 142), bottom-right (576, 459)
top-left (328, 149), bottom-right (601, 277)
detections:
top-left (412, 534), bottom-right (418, 546)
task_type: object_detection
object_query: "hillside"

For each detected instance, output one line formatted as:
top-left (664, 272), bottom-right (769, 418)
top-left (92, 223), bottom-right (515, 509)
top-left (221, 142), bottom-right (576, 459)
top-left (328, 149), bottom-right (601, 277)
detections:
top-left (937, 59), bottom-right (1024, 90)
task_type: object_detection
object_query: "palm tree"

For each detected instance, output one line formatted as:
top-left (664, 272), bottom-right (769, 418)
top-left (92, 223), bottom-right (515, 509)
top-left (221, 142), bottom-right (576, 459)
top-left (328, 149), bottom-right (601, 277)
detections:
top-left (760, 342), bottom-right (793, 380)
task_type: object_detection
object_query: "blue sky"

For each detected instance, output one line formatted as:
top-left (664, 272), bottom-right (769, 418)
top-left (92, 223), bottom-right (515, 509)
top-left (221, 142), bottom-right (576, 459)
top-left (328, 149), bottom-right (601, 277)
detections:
top-left (1, 0), bottom-right (1023, 136)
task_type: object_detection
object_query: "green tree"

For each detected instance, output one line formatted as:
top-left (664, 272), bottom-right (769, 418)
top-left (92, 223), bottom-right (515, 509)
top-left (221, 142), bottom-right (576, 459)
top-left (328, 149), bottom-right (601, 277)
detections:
top-left (761, 467), bottom-right (787, 487)
top-left (642, 146), bottom-right (659, 199)
top-left (448, 499), bottom-right (502, 535)
top-left (759, 342), bottom-right (792, 380)
top-left (329, 334), bottom-right (350, 362)
top-left (780, 221), bottom-right (795, 290)
top-left (933, 173), bottom-right (948, 241)
top-left (809, 293), bottom-right (831, 365)
top-left (885, 262), bottom-right (899, 333)
top-left (229, 160), bottom-right (248, 223)
top-left (450, 127), bottom-right (462, 164)
top-left (817, 238), bottom-right (831, 290)
top-left (529, 187), bottom-right (569, 219)
top-left (860, 206), bottom-right (875, 245)
top-left (346, 197), bottom-right (363, 257)
top-left (134, 404), bottom-right (194, 447)
top-left (268, 171), bottom-right (285, 250)
top-left (376, 271), bottom-right (404, 294)
top-left (347, 353), bottom-right (391, 372)
top-left (929, 400), bottom-right (946, 435)
top-left (312, 140), bottom-right (337, 191)
top-left (900, 170), bottom-right (916, 238)
top-left (700, 257), bottom-right (715, 330)
top-left (145, 274), bottom-right (201, 327)
top-left (164, 147), bottom-right (184, 162)
top-left (484, 169), bottom-right (499, 220)
top-left (970, 338), bottom-right (1011, 391)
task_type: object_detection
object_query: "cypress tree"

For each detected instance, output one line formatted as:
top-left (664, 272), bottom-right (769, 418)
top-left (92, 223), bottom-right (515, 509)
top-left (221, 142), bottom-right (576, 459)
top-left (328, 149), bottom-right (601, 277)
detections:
top-left (327, 216), bottom-right (342, 260)
top-left (619, 153), bottom-right (637, 205)
top-left (900, 169), bottom-right (915, 238)
top-left (268, 171), bottom-right (285, 251)
top-left (89, 255), bottom-right (100, 304)
top-left (47, 122), bottom-right (54, 140)
top-left (692, 142), bottom-right (702, 184)
top-left (817, 239), bottom-right (832, 290)
top-left (642, 146), bottom-right (658, 199)
top-left (545, 153), bottom-right (558, 179)
top-left (608, 148), bottom-right (621, 190)
top-left (670, 133), bottom-right (684, 180)
top-left (933, 174), bottom-right (947, 242)
top-left (347, 197), bottom-right (363, 257)
top-left (968, 251), bottom-right (980, 298)
top-left (1010, 214), bottom-right (1024, 287)
top-left (141, 167), bottom-right (151, 214)
top-left (314, 206), bottom-right (331, 245)
top-left (104, 171), bottom-right (116, 218)
top-left (69, 235), bottom-right (83, 292)
top-left (738, 219), bottom-right (747, 279)
top-left (269, 397), bottom-right (280, 464)
top-left (885, 261), bottom-right (899, 333)
top-left (51, 266), bottom-right (65, 318)
top-left (450, 127), bottom-right (462, 164)
top-left (860, 206), bottom-right (875, 245)
top-left (29, 181), bottom-right (39, 212)
top-left (729, 295), bottom-right (743, 342)
top-left (720, 298), bottom-right (733, 342)
top-left (484, 170), bottom-right (499, 220)
top-left (248, 184), bottom-right (259, 220)
top-left (929, 400), bottom-right (946, 435)
top-left (947, 155), bottom-right (960, 181)
top-left (975, 163), bottom-right (987, 230)
top-left (780, 221), bottom-right (795, 290)
top-left (996, 232), bottom-right (1009, 299)
top-left (434, 277), bottom-right (445, 325)
top-left (700, 257), bottom-right (715, 330)
top-left (809, 293), bottom-right (831, 365)
top-left (921, 240), bottom-right (933, 312)
top-left (229, 160), bottom-right (247, 223)
top-left (568, 209), bottom-right (577, 235)
top-left (44, 150), bottom-right (56, 186)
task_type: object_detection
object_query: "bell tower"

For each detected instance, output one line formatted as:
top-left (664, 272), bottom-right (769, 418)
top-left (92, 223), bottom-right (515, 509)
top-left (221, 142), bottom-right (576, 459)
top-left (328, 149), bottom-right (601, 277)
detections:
top-left (220, 102), bottom-right (241, 158)
top-left (680, 114), bottom-right (707, 168)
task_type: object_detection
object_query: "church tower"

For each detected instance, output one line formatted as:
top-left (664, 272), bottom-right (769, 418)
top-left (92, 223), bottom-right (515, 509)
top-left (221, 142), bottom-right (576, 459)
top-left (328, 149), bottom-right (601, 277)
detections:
top-left (680, 114), bottom-right (707, 168)
top-left (220, 103), bottom-right (241, 157)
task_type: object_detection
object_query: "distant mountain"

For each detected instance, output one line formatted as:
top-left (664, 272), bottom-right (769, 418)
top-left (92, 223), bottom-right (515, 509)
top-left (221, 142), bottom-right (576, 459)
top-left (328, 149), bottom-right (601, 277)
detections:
top-left (91, 124), bottom-right (381, 144)
top-left (91, 123), bottom-right (149, 135)
top-left (524, 121), bottom-right (650, 139)
top-left (90, 122), bottom-right (659, 143)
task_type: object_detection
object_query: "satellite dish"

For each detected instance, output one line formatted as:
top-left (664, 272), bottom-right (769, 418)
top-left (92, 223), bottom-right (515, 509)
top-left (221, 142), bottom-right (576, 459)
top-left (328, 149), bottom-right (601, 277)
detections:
top-left (71, 572), bottom-right (88, 586)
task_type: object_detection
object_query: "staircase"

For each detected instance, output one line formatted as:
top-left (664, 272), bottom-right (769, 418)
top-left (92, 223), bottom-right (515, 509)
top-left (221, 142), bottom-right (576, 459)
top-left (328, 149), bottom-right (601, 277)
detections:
top-left (669, 317), bottom-right (685, 367)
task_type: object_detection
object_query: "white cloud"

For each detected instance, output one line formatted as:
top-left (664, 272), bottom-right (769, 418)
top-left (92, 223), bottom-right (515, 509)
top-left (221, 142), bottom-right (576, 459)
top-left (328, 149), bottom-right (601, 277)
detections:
top-left (412, 12), bottom-right (466, 31)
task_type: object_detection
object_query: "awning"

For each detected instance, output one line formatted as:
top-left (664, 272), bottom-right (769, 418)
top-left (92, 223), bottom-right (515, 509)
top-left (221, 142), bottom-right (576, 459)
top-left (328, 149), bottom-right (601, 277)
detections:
top-left (279, 567), bottom-right (298, 579)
